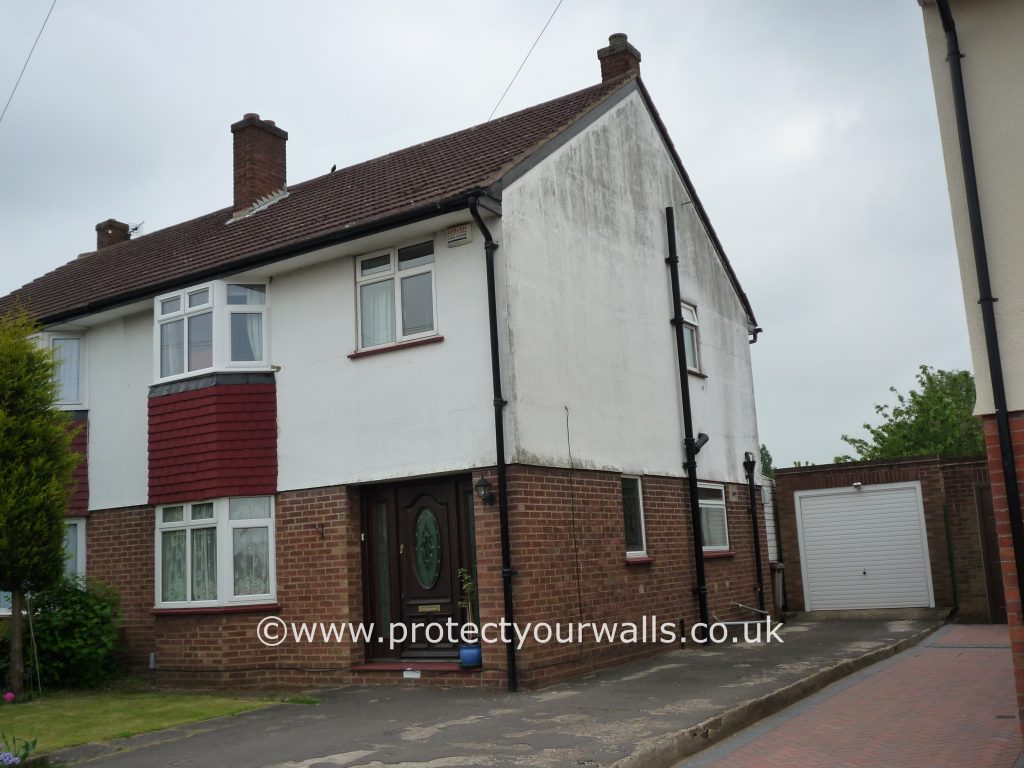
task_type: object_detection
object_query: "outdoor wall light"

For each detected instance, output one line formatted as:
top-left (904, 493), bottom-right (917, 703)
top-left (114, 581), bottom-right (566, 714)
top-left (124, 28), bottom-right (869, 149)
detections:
top-left (474, 477), bottom-right (495, 505)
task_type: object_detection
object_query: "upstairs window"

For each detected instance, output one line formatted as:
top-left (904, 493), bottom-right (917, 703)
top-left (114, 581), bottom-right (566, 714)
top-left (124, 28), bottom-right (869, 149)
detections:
top-left (681, 302), bottom-right (701, 373)
top-left (39, 334), bottom-right (84, 406)
top-left (356, 241), bottom-right (436, 350)
top-left (154, 282), bottom-right (268, 381)
top-left (698, 484), bottom-right (729, 551)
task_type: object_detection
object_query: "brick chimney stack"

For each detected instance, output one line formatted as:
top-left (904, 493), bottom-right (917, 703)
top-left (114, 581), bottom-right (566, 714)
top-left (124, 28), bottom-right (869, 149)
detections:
top-left (597, 33), bottom-right (641, 81)
top-left (95, 219), bottom-right (131, 250)
top-left (231, 113), bottom-right (288, 214)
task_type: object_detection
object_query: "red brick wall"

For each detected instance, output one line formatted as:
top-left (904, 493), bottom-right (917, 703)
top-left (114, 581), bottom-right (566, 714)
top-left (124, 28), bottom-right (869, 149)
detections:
top-left (86, 505), bottom-right (155, 669)
top-left (148, 383), bottom-right (277, 505)
top-left (981, 412), bottom-right (1024, 729)
top-left (153, 485), bottom-right (361, 688)
top-left (774, 456), bottom-right (994, 615)
top-left (941, 457), bottom-right (993, 622)
top-left (89, 467), bottom-right (771, 690)
top-left (68, 413), bottom-right (88, 517)
top-left (495, 465), bottom-right (771, 689)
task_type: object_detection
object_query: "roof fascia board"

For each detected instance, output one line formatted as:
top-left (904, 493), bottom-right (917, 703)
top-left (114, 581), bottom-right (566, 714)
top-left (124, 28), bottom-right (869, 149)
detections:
top-left (38, 191), bottom-right (493, 326)
top-left (500, 80), bottom-right (637, 189)
top-left (633, 78), bottom-right (758, 329)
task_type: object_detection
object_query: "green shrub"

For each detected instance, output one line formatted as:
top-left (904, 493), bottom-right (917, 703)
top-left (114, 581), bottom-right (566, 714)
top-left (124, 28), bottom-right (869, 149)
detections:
top-left (1, 577), bottom-right (121, 689)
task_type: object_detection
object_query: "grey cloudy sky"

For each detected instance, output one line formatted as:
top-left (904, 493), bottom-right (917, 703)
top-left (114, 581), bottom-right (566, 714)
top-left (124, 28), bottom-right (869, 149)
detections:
top-left (0, 1), bottom-right (970, 467)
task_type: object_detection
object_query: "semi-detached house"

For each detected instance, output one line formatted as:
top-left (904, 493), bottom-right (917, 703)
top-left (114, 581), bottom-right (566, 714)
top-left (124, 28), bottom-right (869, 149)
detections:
top-left (0, 35), bottom-right (769, 689)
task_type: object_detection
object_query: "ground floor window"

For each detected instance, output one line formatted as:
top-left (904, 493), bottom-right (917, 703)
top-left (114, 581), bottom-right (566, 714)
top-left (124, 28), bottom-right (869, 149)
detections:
top-left (621, 477), bottom-right (647, 557)
top-left (155, 496), bottom-right (275, 608)
top-left (699, 483), bottom-right (729, 551)
top-left (0, 519), bottom-right (86, 615)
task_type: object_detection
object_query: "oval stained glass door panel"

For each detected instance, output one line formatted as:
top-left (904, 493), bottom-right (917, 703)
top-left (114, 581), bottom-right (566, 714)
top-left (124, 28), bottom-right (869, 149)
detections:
top-left (414, 507), bottom-right (442, 589)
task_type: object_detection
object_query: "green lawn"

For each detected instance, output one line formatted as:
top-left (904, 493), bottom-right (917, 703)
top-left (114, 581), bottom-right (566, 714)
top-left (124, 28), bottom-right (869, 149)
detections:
top-left (0, 689), bottom-right (278, 754)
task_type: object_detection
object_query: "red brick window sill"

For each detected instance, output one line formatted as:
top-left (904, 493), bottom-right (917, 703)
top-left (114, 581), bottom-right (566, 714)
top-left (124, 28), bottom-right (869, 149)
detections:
top-left (348, 335), bottom-right (444, 359)
top-left (703, 550), bottom-right (735, 559)
top-left (625, 556), bottom-right (654, 566)
top-left (152, 603), bottom-right (281, 616)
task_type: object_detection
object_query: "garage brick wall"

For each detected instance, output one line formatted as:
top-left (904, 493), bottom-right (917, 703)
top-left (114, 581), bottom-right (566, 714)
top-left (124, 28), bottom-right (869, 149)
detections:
top-left (775, 456), bottom-right (991, 617)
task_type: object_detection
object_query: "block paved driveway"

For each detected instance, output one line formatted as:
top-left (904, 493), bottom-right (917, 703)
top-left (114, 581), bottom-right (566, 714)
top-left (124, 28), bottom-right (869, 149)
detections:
top-left (680, 624), bottom-right (1020, 768)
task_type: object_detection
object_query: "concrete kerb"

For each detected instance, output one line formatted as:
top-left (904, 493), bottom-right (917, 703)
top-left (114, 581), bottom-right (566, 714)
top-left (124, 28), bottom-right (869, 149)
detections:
top-left (610, 621), bottom-right (944, 768)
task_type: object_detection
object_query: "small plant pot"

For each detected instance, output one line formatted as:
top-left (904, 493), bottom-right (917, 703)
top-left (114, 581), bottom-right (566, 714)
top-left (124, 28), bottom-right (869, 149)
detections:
top-left (458, 642), bottom-right (482, 669)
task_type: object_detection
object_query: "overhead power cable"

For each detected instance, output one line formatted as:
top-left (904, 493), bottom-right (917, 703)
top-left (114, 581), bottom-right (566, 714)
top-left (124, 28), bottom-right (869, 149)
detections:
top-left (487, 0), bottom-right (566, 121)
top-left (0, 0), bottom-right (59, 127)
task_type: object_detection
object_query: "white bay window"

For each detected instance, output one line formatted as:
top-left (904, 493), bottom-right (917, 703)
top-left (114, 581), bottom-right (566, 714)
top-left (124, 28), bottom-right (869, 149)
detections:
top-left (356, 241), bottom-right (436, 350)
top-left (155, 497), bottom-right (275, 608)
top-left (154, 281), bottom-right (268, 381)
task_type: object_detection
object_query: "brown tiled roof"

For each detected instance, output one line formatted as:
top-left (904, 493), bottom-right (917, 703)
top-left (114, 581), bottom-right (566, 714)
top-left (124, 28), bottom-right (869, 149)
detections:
top-left (0, 75), bottom-right (634, 324)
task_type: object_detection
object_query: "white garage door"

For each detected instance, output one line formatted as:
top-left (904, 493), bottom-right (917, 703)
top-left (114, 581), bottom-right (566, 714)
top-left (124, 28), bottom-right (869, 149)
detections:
top-left (795, 481), bottom-right (934, 611)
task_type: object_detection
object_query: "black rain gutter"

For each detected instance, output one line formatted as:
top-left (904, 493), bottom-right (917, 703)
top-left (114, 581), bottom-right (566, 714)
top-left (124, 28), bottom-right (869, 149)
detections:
top-left (665, 205), bottom-right (710, 634)
top-left (32, 190), bottom-right (494, 327)
top-left (468, 196), bottom-right (518, 693)
top-left (935, 0), bottom-right (1024, 611)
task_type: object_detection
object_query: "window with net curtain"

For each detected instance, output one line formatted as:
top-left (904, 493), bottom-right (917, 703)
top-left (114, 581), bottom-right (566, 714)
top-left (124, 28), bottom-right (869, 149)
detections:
top-left (356, 241), bottom-right (435, 349)
top-left (157, 497), bottom-right (274, 606)
top-left (699, 485), bottom-right (729, 550)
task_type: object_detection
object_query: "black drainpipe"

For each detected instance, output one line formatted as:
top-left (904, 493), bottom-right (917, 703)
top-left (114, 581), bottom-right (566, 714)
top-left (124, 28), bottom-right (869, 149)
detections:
top-left (665, 206), bottom-right (710, 634)
top-left (935, 0), bottom-right (1024, 611)
top-left (743, 452), bottom-right (766, 613)
top-left (468, 197), bottom-right (518, 692)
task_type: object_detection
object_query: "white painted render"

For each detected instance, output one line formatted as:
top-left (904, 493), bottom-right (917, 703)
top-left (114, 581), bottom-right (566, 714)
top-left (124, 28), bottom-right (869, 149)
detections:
top-left (273, 224), bottom-right (497, 490)
top-left (500, 88), bottom-right (760, 484)
top-left (83, 311), bottom-right (150, 510)
top-left (922, 0), bottom-right (1024, 415)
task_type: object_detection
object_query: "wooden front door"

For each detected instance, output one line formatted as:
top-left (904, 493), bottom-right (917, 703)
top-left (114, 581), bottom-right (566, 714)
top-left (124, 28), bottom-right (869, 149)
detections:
top-left (363, 476), bottom-right (474, 660)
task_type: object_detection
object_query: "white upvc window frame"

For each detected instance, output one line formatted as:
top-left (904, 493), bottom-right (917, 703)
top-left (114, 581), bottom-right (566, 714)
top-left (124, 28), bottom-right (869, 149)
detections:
top-left (35, 332), bottom-right (87, 408)
top-left (680, 301), bottom-right (701, 374)
top-left (355, 239), bottom-right (438, 351)
top-left (622, 476), bottom-right (648, 558)
top-left (698, 482), bottom-right (729, 552)
top-left (153, 280), bottom-right (270, 383)
top-left (65, 518), bottom-right (87, 577)
top-left (0, 519), bottom-right (87, 616)
top-left (154, 497), bottom-right (277, 609)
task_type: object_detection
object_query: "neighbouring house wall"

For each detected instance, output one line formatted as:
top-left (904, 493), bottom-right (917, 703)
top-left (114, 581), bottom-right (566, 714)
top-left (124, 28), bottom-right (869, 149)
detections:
top-left (774, 456), bottom-right (997, 619)
top-left (272, 225), bottom-right (497, 491)
top-left (981, 413), bottom-right (1024, 724)
top-left (85, 311), bottom-right (150, 510)
top-left (921, 0), bottom-right (1024, 416)
top-left (501, 87), bottom-right (759, 485)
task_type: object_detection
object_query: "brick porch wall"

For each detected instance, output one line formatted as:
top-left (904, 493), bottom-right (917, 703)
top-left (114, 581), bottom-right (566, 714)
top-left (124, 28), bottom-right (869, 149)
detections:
top-left (981, 412), bottom-right (1024, 731)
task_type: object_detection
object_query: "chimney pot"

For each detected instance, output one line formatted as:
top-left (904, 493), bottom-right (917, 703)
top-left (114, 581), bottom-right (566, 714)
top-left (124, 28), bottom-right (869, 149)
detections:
top-left (95, 218), bottom-right (131, 250)
top-left (597, 32), bottom-right (641, 82)
top-left (231, 113), bottom-right (288, 213)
